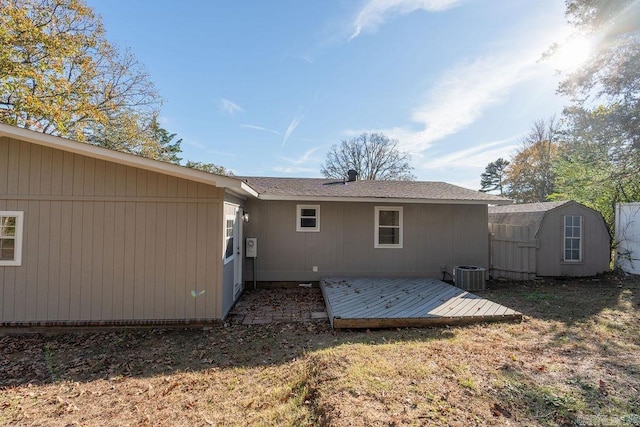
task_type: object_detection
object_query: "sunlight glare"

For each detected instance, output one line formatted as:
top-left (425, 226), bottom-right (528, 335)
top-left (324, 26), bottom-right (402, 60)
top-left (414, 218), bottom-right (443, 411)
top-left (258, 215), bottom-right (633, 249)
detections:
top-left (552, 37), bottom-right (593, 72)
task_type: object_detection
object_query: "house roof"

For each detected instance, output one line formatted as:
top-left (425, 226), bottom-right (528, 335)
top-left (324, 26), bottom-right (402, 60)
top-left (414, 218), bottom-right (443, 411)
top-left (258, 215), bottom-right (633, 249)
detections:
top-left (241, 176), bottom-right (512, 204)
top-left (488, 201), bottom-right (572, 229)
top-left (0, 123), bottom-right (257, 198)
top-left (0, 123), bottom-right (512, 205)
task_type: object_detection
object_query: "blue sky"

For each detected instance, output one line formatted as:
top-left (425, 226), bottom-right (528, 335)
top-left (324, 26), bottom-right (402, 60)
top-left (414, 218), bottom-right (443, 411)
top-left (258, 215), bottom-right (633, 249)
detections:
top-left (89, 0), bottom-right (576, 189)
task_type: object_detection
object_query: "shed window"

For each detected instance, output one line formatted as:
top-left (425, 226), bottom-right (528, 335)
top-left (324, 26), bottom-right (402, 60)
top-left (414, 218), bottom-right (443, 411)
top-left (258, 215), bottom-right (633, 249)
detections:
top-left (296, 205), bottom-right (320, 232)
top-left (375, 207), bottom-right (403, 248)
top-left (564, 215), bottom-right (582, 262)
top-left (224, 216), bottom-right (235, 264)
top-left (0, 211), bottom-right (24, 266)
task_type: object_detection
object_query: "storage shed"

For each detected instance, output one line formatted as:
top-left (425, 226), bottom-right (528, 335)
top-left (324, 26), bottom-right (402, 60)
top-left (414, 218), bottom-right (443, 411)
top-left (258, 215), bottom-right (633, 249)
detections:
top-left (488, 201), bottom-right (610, 279)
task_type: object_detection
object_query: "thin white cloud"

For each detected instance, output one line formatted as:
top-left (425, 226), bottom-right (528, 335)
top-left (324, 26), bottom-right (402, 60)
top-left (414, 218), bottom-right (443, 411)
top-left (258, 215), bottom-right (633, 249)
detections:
top-left (287, 53), bottom-right (314, 64)
top-left (415, 135), bottom-right (521, 190)
top-left (282, 110), bottom-right (306, 146)
top-left (352, 37), bottom-right (556, 158)
top-left (272, 147), bottom-right (322, 175)
top-left (272, 166), bottom-right (317, 174)
top-left (420, 135), bottom-right (521, 170)
top-left (282, 147), bottom-right (321, 165)
top-left (241, 123), bottom-right (281, 135)
top-left (281, 92), bottom-right (319, 146)
top-left (404, 55), bottom-right (537, 153)
top-left (298, 54), bottom-right (314, 64)
top-left (181, 136), bottom-right (238, 158)
top-left (342, 51), bottom-right (537, 155)
top-left (350, 0), bottom-right (461, 40)
top-left (343, 9), bottom-right (573, 161)
top-left (219, 98), bottom-right (244, 115)
top-left (181, 138), bottom-right (208, 151)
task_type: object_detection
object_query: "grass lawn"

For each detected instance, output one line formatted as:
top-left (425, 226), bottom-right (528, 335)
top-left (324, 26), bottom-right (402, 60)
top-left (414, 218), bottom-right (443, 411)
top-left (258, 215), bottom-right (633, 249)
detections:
top-left (1, 274), bottom-right (639, 426)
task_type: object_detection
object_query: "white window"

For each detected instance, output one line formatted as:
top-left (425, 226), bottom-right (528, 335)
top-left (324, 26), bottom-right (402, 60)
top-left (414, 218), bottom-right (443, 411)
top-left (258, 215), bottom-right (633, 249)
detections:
top-left (296, 205), bottom-right (320, 232)
top-left (564, 215), bottom-right (582, 262)
top-left (0, 211), bottom-right (24, 266)
top-left (375, 206), bottom-right (403, 248)
top-left (224, 215), bottom-right (235, 264)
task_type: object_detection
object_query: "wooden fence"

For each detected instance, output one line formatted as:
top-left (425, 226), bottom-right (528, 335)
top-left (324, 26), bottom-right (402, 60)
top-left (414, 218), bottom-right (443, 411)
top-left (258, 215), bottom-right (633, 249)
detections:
top-left (489, 223), bottom-right (537, 280)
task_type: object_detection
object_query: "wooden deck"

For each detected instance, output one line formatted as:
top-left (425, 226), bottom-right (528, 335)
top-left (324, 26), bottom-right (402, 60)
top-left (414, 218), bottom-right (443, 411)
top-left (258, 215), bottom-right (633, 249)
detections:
top-left (320, 277), bottom-right (522, 329)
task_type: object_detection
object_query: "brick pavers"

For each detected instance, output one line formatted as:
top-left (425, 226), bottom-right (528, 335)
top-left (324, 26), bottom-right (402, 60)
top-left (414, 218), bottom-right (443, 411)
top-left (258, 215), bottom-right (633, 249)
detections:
top-left (228, 287), bottom-right (328, 325)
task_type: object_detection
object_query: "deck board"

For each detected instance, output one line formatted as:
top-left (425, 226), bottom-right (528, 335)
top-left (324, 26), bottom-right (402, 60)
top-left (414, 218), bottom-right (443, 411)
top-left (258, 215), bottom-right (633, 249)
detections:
top-left (402, 285), bottom-right (462, 318)
top-left (321, 277), bottom-right (522, 329)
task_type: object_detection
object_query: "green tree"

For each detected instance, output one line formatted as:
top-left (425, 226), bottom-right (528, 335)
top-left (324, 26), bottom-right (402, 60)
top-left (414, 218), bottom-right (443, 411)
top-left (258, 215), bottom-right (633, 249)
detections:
top-left (0, 0), bottom-right (169, 160)
top-left (86, 111), bottom-right (184, 163)
top-left (552, 106), bottom-right (640, 228)
top-left (480, 158), bottom-right (510, 195)
top-left (549, 0), bottom-right (640, 229)
top-left (185, 161), bottom-right (234, 176)
top-left (557, 0), bottom-right (639, 155)
top-left (321, 133), bottom-right (416, 180)
top-left (144, 117), bottom-right (182, 164)
top-left (505, 117), bottom-right (560, 203)
top-left (557, 0), bottom-right (640, 106)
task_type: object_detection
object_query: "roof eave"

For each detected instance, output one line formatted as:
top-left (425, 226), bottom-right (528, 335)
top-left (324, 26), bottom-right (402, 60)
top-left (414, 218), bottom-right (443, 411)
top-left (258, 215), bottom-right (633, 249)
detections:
top-left (257, 194), bottom-right (512, 205)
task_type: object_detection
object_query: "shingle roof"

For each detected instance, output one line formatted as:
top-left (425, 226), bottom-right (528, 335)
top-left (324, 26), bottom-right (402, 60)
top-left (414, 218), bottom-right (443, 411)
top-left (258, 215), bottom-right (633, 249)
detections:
top-left (488, 201), bottom-right (570, 214)
top-left (488, 201), bottom-right (571, 228)
top-left (239, 176), bottom-right (511, 204)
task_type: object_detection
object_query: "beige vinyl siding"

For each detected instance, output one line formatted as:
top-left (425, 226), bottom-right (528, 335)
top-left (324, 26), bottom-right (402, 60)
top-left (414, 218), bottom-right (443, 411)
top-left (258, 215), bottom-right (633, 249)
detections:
top-left (244, 200), bottom-right (488, 281)
top-left (0, 137), bottom-right (224, 323)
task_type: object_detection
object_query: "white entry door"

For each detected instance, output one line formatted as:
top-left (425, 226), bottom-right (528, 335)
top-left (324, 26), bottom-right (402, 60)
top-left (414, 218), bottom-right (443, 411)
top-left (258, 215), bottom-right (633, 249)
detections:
top-left (233, 209), bottom-right (244, 299)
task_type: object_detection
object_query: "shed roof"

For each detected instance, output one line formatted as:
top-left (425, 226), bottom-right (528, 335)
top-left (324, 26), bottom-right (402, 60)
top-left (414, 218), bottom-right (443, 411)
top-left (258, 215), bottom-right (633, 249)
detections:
top-left (488, 201), bottom-right (572, 228)
top-left (241, 176), bottom-right (511, 204)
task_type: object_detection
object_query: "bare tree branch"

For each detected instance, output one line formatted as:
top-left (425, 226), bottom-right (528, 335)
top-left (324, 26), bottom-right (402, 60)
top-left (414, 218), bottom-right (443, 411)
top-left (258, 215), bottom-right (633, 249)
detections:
top-left (321, 133), bottom-right (416, 181)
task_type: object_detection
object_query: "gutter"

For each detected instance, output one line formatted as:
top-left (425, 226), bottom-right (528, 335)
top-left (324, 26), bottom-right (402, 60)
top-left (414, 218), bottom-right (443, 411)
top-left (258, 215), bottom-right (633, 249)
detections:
top-left (255, 194), bottom-right (512, 205)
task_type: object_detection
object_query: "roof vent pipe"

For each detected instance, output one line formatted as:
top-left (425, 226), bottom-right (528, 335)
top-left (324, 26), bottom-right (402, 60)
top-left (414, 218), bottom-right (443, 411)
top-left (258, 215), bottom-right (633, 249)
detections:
top-left (347, 169), bottom-right (358, 182)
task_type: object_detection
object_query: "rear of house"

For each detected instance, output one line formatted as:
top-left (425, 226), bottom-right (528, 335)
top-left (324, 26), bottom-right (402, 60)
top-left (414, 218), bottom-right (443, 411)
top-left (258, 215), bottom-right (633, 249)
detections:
top-left (489, 201), bottom-right (610, 279)
top-left (0, 124), bottom-right (254, 326)
top-left (243, 177), bottom-right (509, 283)
top-left (0, 123), bottom-right (511, 326)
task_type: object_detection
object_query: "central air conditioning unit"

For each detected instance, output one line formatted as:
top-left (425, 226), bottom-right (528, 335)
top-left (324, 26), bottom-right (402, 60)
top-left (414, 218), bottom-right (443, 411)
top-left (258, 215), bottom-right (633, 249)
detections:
top-left (453, 265), bottom-right (486, 291)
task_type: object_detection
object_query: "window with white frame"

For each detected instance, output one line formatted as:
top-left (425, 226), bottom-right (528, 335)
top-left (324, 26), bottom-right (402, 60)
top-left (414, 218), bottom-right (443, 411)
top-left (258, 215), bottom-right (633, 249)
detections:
top-left (296, 205), bottom-right (320, 232)
top-left (375, 206), bottom-right (403, 248)
top-left (224, 216), bottom-right (235, 264)
top-left (564, 215), bottom-right (582, 262)
top-left (0, 211), bottom-right (24, 266)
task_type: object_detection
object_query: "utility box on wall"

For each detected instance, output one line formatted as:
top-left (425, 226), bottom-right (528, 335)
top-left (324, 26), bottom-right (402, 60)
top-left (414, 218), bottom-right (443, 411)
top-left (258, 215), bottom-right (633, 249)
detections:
top-left (245, 237), bottom-right (257, 258)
